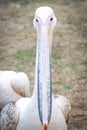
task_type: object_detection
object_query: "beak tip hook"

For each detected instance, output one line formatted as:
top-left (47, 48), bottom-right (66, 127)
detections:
top-left (43, 124), bottom-right (48, 130)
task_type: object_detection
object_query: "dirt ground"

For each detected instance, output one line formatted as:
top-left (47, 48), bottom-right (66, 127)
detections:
top-left (0, 1), bottom-right (87, 130)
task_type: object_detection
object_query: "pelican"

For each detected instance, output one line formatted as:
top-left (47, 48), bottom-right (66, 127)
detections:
top-left (0, 6), bottom-right (71, 130)
top-left (0, 70), bottom-right (30, 110)
top-left (54, 94), bottom-right (71, 123)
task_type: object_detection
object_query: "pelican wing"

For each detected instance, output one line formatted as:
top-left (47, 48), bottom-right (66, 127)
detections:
top-left (54, 94), bottom-right (71, 122)
top-left (0, 102), bottom-right (19, 130)
top-left (11, 72), bottom-right (30, 97)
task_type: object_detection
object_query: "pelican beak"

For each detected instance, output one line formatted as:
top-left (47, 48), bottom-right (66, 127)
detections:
top-left (44, 124), bottom-right (48, 130)
top-left (37, 25), bottom-right (52, 128)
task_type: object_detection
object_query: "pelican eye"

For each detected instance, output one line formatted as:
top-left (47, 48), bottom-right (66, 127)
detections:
top-left (36, 19), bottom-right (39, 22)
top-left (50, 17), bottom-right (53, 21)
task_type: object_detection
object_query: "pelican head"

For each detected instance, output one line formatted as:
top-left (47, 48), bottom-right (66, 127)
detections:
top-left (33, 6), bottom-right (57, 130)
top-left (33, 6), bottom-right (57, 29)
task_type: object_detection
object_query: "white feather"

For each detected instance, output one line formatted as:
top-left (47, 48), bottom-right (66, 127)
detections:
top-left (0, 70), bottom-right (30, 110)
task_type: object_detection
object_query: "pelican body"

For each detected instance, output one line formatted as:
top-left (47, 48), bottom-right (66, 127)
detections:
top-left (0, 6), bottom-right (71, 130)
top-left (0, 70), bottom-right (30, 110)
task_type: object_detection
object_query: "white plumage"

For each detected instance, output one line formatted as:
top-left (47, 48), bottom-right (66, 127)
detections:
top-left (54, 94), bottom-right (71, 122)
top-left (0, 70), bottom-right (30, 110)
top-left (0, 6), bottom-right (71, 130)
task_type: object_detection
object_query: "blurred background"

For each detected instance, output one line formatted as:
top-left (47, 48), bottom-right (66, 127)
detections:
top-left (0, 0), bottom-right (87, 129)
